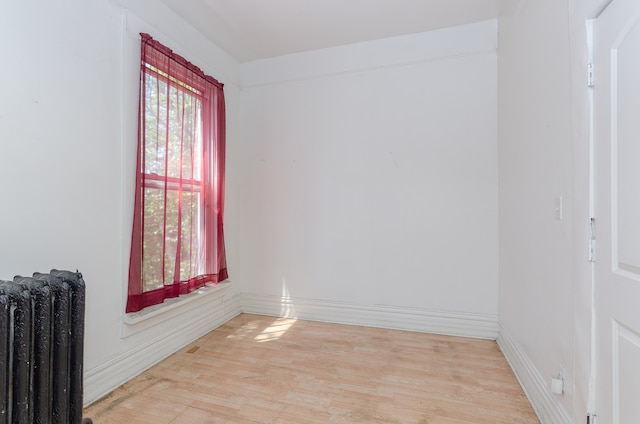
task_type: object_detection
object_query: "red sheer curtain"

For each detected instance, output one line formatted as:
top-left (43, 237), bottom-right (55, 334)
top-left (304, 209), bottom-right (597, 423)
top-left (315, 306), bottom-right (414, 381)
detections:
top-left (127, 34), bottom-right (228, 313)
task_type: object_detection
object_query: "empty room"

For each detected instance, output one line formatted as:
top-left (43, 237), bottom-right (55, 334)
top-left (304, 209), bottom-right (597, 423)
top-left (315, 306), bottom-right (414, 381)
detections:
top-left (1, 0), bottom-right (638, 423)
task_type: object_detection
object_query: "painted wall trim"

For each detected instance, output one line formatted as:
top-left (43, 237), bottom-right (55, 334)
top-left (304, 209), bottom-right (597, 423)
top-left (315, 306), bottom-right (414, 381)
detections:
top-left (84, 292), bottom-right (241, 405)
top-left (241, 20), bottom-right (497, 88)
top-left (121, 281), bottom-right (234, 337)
top-left (241, 49), bottom-right (496, 90)
top-left (242, 293), bottom-right (499, 340)
top-left (497, 327), bottom-right (572, 424)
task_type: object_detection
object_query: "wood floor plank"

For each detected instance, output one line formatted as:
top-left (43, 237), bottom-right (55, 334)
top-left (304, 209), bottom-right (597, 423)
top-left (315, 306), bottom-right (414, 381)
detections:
top-left (84, 314), bottom-right (539, 423)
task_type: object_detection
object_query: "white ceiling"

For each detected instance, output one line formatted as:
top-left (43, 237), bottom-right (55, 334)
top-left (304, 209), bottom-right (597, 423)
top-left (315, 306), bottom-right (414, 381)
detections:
top-left (160, 0), bottom-right (511, 62)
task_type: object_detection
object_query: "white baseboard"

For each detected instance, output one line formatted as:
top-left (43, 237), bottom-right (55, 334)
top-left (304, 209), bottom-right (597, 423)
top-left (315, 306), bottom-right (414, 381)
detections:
top-left (497, 327), bottom-right (571, 424)
top-left (83, 290), bottom-right (241, 405)
top-left (241, 293), bottom-right (499, 339)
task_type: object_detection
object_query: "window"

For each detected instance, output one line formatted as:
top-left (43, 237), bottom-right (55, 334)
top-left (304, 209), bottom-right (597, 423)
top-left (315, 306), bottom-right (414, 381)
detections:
top-left (127, 33), bottom-right (228, 313)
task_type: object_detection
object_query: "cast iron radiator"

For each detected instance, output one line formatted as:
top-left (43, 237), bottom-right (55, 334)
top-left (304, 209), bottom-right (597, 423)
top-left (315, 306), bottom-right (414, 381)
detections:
top-left (0, 269), bottom-right (92, 424)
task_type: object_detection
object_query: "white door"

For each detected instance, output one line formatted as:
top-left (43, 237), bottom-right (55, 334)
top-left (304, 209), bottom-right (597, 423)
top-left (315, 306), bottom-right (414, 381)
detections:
top-left (594, 0), bottom-right (640, 422)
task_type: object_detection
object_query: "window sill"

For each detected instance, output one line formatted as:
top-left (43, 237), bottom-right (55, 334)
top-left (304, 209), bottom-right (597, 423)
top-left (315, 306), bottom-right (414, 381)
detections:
top-left (122, 281), bottom-right (231, 337)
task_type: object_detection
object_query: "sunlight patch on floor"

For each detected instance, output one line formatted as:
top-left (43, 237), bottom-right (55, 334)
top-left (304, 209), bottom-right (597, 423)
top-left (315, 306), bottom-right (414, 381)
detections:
top-left (226, 321), bottom-right (259, 339)
top-left (255, 318), bottom-right (296, 342)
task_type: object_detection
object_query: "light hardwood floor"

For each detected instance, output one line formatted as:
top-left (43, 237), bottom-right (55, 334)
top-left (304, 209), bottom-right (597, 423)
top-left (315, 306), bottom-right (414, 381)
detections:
top-left (84, 314), bottom-right (539, 423)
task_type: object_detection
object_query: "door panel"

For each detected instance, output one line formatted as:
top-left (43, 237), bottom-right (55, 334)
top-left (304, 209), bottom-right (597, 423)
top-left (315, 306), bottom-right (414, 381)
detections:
top-left (594, 1), bottom-right (640, 423)
top-left (615, 19), bottom-right (640, 275)
top-left (615, 323), bottom-right (640, 423)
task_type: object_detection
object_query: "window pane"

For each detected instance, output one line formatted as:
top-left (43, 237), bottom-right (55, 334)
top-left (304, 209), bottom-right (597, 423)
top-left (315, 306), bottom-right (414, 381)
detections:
top-left (141, 187), bottom-right (179, 290)
top-left (142, 186), bottom-right (204, 290)
top-left (142, 187), bottom-right (164, 292)
top-left (179, 190), bottom-right (204, 280)
top-left (144, 70), bottom-right (203, 181)
top-left (162, 189), bottom-right (179, 285)
top-left (144, 72), bottom-right (167, 176)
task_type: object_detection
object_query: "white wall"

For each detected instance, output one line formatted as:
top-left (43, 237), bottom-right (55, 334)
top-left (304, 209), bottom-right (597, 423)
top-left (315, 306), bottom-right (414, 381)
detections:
top-left (0, 0), bottom-right (243, 404)
top-left (237, 21), bottom-right (500, 338)
top-left (0, 1), bottom-right (498, 406)
top-left (497, 0), bottom-right (608, 423)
